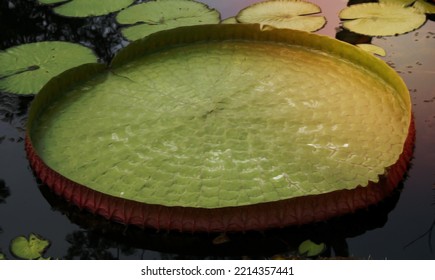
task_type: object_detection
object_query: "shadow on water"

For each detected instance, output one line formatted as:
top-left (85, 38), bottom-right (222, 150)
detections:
top-left (38, 181), bottom-right (405, 259)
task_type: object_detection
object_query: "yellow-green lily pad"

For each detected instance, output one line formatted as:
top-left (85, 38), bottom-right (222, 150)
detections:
top-left (116, 0), bottom-right (220, 41)
top-left (379, 0), bottom-right (417, 6)
top-left (298, 239), bottom-right (326, 257)
top-left (27, 25), bottom-right (411, 210)
top-left (221, 17), bottom-right (238, 24)
top-left (0, 41), bottom-right (98, 95)
top-left (339, 3), bottom-right (426, 36)
top-left (10, 233), bottom-right (50, 260)
top-left (356, 44), bottom-right (387, 57)
top-left (38, 0), bottom-right (134, 17)
top-left (236, 0), bottom-right (326, 32)
top-left (413, 0), bottom-right (435, 14)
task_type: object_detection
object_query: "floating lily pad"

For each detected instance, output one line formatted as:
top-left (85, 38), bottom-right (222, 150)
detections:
top-left (356, 44), bottom-right (387, 57)
top-left (221, 17), bottom-right (238, 24)
top-left (0, 252), bottom-right (6, 260)
top-left (379, 0), bottom-right (417, 6)
top-left (298, 239), bottom-right (326, 257)
top-left (116, 0), bottom-right (220, 41)
top-left (0, 41), bottom-right (98, 95)
top-left (339, 3), bottom-right (426, 36)
top-left (26, 24), bottom-right (413, 232)
top-left (10, 233), bottom-right (50, 260)
top-left (38, 0), bottom-right (134, 17)
top-left (236, 0), bottom-right (326, 32)
top-left (413, 0), bottom-right (435, 14)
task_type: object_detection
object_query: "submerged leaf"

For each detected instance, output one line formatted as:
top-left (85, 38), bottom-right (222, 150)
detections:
top-left (38, 0), bottom-right (134, 17)
top-left (236, 0), bottom-right (326, 32)
top-left (0, 41), bottom-right (98, 95)
top-left (298, 240), bottom-right (326, 257)
top-left (339, 3), bottom-right (426, 36)
top-left (116, 0), bottom-right (220, 41)
top-left (10, 233), bottom-right (50, 260)
top-left (356, 44), bottom-right (387, 57)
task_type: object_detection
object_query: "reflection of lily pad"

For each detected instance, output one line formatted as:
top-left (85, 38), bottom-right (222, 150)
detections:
top-left (38, 0), bottom-right (134, 17)
top-left (116, 0), bottom-right (220, 41)
top-left (298, 239), bottom-right (326, 257)
top-left (339, 3), bottom-right (426, 36)
top-left (27, 25), bottom-right (413, 232)
top-left (0, 41), bottom-right (98, 95)
top-left (236, 0), bottom-right (326, 32)
top-left (10, 233), bottom-right (50, 260)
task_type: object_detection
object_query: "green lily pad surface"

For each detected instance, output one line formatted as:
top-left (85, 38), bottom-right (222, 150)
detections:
top-left (0, 41), bottom-right (98, 95)
top-left (28, 25), bottom-right (411, 209)
top-left (236, 0), bottom-right (326, 32)
top-left (38, 0), bottom-right (134, 17)
top-left (339, 3), bottom-right (426, 36)
top-left (116, 0), bottom-right (220, 41)
top-left (298, 239), bottom-right (326, 257)
top-left (10, 233), bottom-right (50, 260)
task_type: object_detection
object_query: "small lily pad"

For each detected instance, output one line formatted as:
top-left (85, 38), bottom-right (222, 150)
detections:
top-left (116, 0), bottom-right (221, 41)
top-left (339, 3), bottom-right (426, 36)
top-left (0, 41), bottom-right (98, 95)
top-left (0, 252), bottom-right (6, 260)
top-left (38, 0), bottom-right (135, 17)
top-left (10, 233), bottom-right (50, 260)
top-left (298, 239), bottom-right (326, 257)
top-left (356, 44), bottom-right (387, 57)
top-left (236, 0), bottom-right (326, 32)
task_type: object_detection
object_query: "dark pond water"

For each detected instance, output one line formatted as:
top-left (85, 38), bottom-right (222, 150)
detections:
top-left (1, 0), bottom-right (434, 260)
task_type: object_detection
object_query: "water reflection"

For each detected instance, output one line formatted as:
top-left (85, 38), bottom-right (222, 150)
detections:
top-left (0, 179), bottom-right (11, 204)
top-left (0, 92), bottom-right (32, 143)
top-left (39, 181), bottom-right (404, 259)
top-left (0, 180), bottom-right (10, 257)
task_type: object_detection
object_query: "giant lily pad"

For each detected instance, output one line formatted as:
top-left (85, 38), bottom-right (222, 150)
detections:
top-left (26, 24), bottom-right (413, 232)
top-left (236, 0), bottom-right (326, 32)
top-left (38, 0), bottom-right (134, 17)
top-left (339, 2), bottom-right (426, 36)
top-left (10, 233), bottom-right (50, 260)
top-left (116, 0), bottom-right (220, 41)
top-left (0, 41), bottom-right (98, 95)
